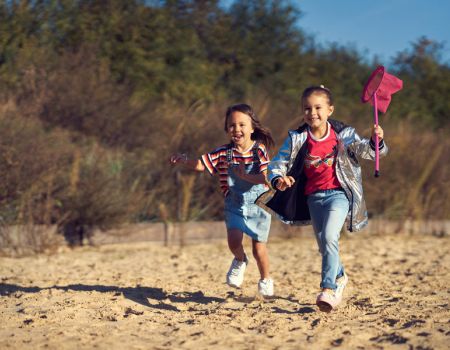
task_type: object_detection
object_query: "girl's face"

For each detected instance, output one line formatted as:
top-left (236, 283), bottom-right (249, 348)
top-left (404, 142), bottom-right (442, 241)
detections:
top-left (303, 93), bottom-right (334, 131)
top-left (227, 111), bottom-right (255, 149)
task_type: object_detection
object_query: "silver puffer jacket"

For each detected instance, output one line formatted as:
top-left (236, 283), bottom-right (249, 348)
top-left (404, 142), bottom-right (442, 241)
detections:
top-left (256, 119), bottom-right (388, 232)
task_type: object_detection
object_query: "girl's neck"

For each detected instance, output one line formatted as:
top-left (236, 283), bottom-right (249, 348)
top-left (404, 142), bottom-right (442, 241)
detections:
top-left (309, 122), bottom-right (329, 140)
top-left (233, 140), bottom-right (254, 153)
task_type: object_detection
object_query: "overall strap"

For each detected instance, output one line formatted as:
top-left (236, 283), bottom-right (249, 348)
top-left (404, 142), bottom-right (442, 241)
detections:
top-left (227, 142), bottom-right (260, 163)
top-left (252, 142), bottom-right (260, 163)
top-left (226, 143), bottom-right (233, 163)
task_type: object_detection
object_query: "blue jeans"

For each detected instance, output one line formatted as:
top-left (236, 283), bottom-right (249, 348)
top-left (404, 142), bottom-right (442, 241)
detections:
top-left (307, 189), bottom-right (349, 290)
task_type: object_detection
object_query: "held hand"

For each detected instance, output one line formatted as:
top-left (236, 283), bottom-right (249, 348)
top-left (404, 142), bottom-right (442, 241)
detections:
top-left (371, 124), bottom-right (384, 142)
top-left (169, 153), bottom-right (187, 165)
top-left (234, 161), bottom-right (246, 179)
top-left (275, 176), bottom-right (295, 191)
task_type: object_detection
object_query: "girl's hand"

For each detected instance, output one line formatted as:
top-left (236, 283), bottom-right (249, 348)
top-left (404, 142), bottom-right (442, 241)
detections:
top-left (170, 153), bottom-right (187, 165)
top-left (234, 162), bottom-right (246, 179)
top-left (275, 176), bottom-right (295, 191)
top-left (169, 154), bottom-right (205, 172)
top-left (371, 125), bottom-right (384, 142)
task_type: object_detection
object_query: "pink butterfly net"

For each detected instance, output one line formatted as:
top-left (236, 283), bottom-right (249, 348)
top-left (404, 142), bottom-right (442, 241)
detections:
top-left (362, 66), bottom-right (403, 113)
top-left (361, 66), bottom-right (403, 177)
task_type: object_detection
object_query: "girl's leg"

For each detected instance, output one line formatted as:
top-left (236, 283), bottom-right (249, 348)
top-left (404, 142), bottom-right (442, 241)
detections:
top-left (227, 228), bottom-right (246, 261)
top-left (320, 201), bottom-right (347, 289)
top-left (226, 228), bottom-right (248, 288)
top-left (308, 190), bottom-right (349, 290)
top-left (252, 240), bottom-right (270, 279)
top-left (252, 239), bottom-right (274, 296)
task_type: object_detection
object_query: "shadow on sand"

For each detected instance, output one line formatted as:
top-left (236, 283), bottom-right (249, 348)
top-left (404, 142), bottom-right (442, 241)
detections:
top-left (0, 283), bottom-right (225, 311)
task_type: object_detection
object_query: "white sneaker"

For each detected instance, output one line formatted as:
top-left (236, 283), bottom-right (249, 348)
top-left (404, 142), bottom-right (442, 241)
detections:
top-left (258, 278), bottom-right (274, 297)
top-left (335, 273), bottom-right (348, 301)
top-left (226, 255), bottom-right (248, 288)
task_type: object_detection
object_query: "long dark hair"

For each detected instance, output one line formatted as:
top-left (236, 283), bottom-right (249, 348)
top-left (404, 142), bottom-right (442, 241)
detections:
top-left (224, 103), bottom-right (275, 151)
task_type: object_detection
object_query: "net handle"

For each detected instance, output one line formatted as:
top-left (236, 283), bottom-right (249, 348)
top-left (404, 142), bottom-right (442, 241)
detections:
top-left (373, 95), bottom-right (380, 177)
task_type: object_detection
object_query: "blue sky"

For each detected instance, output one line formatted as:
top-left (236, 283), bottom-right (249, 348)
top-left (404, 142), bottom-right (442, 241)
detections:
top-left (297, 0), bottom-right (450, 64)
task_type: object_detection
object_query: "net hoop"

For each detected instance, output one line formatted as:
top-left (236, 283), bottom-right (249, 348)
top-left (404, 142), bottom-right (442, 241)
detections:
top-left (361, 66), bottom-right (385, 103)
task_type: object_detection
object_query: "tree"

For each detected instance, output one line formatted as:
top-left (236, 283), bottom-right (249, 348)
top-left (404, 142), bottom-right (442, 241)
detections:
top-left (393, 37), bottom-right (450, 128)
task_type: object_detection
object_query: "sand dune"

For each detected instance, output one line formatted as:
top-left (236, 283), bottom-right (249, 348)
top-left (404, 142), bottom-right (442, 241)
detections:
top-left (0, 232), bottom-right (449, 349)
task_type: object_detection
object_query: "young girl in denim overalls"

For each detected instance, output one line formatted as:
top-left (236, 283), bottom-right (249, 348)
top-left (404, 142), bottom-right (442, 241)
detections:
top-left (257, 86), bottom-right (387, 311)
top-left (170, 104), bottom-right (275, 296)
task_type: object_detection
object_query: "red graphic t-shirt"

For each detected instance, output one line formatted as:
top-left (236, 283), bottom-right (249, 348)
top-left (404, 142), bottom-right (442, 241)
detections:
top-left (304, 124), bottom-right (341, 195)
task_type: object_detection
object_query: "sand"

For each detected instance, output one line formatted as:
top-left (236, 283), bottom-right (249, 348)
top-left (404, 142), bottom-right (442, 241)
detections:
top-left (0, 232), bottom-right (449, 349)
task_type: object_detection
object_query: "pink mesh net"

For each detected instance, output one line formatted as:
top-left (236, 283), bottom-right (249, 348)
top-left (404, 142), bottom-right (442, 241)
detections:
top-left (361, 66), bottom-right (403, 113)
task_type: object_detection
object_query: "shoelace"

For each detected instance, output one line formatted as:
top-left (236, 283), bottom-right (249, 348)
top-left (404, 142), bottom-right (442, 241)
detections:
top-left (335, 280), bottom-right (346, 298)
top-left (229, 260), bottom-right (245, 277)
top-left (259, 283), bottom-right (272, 294)
top-left (335, 276), bottom-right (347, 289)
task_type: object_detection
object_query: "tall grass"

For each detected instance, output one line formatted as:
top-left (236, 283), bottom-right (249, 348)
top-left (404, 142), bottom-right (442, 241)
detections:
top-left (0, 58), bottom-right (448, 255)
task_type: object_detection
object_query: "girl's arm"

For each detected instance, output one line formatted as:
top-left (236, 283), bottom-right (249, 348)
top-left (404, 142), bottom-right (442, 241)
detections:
top-left (268, 133), bottom-right (293, 188)
top-left (234, 159), bottom-right (296, 190)
top-left (233, 163), bottom-right (267, 184)
top-left (170, 154), bottom-right (205, 172)
top-left (349, 125), bottom-right (388, 160)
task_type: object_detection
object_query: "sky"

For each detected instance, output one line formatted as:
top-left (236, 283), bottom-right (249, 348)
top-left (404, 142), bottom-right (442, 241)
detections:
top-left (297, 0), bottom-right (450, 65)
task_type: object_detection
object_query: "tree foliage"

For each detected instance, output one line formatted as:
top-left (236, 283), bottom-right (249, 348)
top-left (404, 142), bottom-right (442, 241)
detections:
top-left (0, 0), bottom-right (448, 241)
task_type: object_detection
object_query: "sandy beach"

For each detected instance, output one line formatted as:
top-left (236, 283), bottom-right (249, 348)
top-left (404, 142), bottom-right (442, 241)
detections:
top-left (0, 231), bottom-right (449, 349)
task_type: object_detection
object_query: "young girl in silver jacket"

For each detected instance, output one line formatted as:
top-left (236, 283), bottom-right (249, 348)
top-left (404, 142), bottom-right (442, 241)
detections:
top-left (257, 85), bottom-right (388, 311)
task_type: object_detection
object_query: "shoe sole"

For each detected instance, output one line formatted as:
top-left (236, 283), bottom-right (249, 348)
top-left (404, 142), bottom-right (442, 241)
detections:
top-left (227, 281), bottom-right (242, 288)
top-left (258, 288), bottom-right (274, 298)
top-left (316, 301), bottom-right (333, 313)
top-left (259, 293), bottom-right (275, 299)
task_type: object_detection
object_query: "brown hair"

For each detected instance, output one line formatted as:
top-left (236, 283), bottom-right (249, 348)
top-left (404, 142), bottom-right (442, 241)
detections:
top-left (224, 103), bottom-right (275, 151)
top-left (301, 85), bottom-right (334, 109)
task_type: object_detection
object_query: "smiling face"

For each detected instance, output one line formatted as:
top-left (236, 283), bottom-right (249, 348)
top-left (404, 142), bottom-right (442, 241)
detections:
top-left (303, 92), bottom-right (334, 134)
top-left (226, 111), bottom-right (255, 150)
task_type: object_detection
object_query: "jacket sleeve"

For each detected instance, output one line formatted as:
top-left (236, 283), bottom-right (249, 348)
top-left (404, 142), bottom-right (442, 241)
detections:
top-left (267, 133), bottom-right (292, 186)
top-left (348, 127), bottom-right (388, 160)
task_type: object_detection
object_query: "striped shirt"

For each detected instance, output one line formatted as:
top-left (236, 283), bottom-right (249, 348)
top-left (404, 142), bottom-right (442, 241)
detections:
top-left (201, 142), bottom-right (270, 196)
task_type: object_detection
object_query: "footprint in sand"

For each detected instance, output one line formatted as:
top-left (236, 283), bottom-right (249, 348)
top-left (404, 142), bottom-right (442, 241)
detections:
top-left (331, 337), bottom-right (344, 346)
top-left (401, 319), bottom-right (426, 329)
top-left (383, 318), bottom-right (399, 327)
top-left (370, 332), bottom-right (409, 345)
top-left (123, 307), bottom-right (144, 317)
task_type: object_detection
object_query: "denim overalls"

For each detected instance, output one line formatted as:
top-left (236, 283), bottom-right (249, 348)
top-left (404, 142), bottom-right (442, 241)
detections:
top-left (224, 143), bottom-right (271, 242)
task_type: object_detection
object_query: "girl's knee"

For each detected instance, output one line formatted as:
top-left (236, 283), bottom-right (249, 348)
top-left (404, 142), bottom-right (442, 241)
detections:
top-left (228, 238), bottom-right (242, 251)
top-left (227, 229), bottom-right (243, 249)
top-left (252, 241), bottom-right (267, 258)
top-left (252, 247), bottom-right (259, 260)
top-left (324, 229), bottom-right (340, 243)
top-left (323, 237), bottom-right (339, 253)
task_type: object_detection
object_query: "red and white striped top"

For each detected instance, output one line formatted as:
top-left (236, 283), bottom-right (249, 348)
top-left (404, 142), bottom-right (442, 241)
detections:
top-left (201, 142), bottom-right (270, 196)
